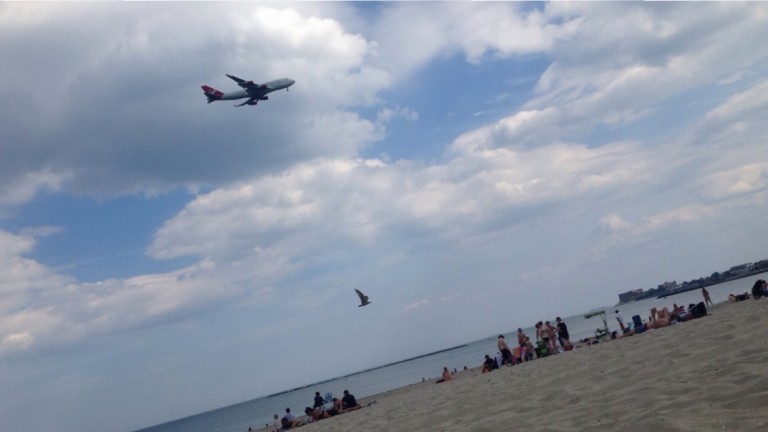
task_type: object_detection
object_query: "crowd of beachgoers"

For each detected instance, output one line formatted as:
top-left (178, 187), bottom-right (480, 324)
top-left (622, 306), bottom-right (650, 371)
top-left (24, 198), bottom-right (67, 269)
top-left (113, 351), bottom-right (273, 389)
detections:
top-left (251, 279), bottom-right (767, 431)
top-left (251, 389), bottom-right (372, 432)
top-left (443, 280), bottom-right (768, 377)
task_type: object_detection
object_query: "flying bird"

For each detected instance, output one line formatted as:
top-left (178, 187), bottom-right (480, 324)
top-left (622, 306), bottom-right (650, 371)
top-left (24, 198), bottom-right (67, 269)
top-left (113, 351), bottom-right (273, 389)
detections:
top-left (355, 289), bottom-right (371, 307)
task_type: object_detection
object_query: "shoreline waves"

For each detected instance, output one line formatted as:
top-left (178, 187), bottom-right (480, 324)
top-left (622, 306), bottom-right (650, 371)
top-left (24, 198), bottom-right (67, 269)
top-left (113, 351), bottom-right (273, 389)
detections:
top-left (269, 299), bottom-right (768, 432)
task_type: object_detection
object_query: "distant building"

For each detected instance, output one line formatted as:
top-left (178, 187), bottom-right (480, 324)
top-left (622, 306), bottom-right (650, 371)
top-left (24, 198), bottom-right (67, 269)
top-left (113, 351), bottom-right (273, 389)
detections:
top-left (657, 281), bottom-right (678, 291)
top-left (618, 288), bottom-right (645, 303)
top-left (729, 263), bottom-right (754, 276)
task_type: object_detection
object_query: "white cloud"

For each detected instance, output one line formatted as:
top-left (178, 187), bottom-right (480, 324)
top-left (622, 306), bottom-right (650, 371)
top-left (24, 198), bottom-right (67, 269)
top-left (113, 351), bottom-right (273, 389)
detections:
top-left (403, 299), bottom-right (429, 312)
top-left (705, 80), bottom-right (768, 122)
top-left (0, 3), bottom-right (390, 202)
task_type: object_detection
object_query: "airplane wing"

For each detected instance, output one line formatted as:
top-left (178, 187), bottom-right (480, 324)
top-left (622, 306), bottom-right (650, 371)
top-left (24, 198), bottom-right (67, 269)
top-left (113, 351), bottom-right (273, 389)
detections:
top-left (227, 74), bottom-right (268, 99)
top-left (226, 74), bottom-right (251, 89)
top-left (234, 97), bottom-right (258, 107)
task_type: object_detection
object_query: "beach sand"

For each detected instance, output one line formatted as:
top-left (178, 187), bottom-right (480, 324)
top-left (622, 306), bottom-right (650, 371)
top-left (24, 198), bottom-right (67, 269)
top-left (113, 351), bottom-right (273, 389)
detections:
top-left (278, 299), bottom-right (768, 432)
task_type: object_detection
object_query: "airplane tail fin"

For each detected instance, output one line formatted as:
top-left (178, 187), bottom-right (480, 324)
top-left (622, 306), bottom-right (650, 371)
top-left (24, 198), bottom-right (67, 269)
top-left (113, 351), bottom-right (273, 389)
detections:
top-left (201, 85), bottom-right (224, 103)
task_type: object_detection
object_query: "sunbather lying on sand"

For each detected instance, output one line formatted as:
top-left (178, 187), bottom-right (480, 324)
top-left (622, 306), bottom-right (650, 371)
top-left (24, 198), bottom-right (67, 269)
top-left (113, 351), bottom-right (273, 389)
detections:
top-left (304, 407), bottom-right (334, 422)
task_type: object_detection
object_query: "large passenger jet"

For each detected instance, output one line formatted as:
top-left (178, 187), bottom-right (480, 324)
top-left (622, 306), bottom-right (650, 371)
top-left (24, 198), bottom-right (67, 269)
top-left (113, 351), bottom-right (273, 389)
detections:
top-left (202, 75), bottom-right (295, 107)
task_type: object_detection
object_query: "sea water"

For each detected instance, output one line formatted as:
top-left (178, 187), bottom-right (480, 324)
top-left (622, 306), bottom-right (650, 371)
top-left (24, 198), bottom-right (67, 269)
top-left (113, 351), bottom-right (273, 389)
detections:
top-left (136, 272), bottom-right (766, 432)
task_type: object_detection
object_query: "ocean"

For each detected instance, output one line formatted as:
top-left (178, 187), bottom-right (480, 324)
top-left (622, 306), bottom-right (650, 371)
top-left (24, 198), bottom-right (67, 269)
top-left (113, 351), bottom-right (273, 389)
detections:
top-left (136, 272), bottom-right (766, 432)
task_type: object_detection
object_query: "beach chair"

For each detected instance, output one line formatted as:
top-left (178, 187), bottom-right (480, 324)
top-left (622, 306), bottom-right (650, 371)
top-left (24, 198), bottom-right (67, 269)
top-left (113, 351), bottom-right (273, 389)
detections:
top-left (535, 340), bottom-right (550, 358)
top-left (632, 315), bottom-right (645, 333)
top-left (691, 302), bottom-right (707, 319)
top-left (594, 327), bottom-right (610, 340)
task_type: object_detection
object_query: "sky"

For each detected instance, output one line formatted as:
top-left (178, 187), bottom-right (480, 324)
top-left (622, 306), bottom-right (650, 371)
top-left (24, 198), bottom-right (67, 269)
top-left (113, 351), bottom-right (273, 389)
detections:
top-left (2, 2), bottom-right (768, 431)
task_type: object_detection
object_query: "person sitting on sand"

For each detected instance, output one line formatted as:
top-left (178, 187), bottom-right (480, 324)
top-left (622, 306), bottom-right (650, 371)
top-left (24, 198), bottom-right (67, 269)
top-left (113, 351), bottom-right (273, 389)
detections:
top-left (647, 307), bottom-right (671, 329)
top-left (752, 279), bottom-right (766, 299)
top-left (304, 406), bottom-right (334, 422)
top-left (436, 366), bottom-right (452, 383)
top-left (271, 414), bottom-right (282, 432)
top-left (279, 416), bottom-right (302, 430)
top-left (341, 390), bottom-right (361, 411)
top-left (328, 397), bottom-right (344, 415)
top-left (313, 391), bottom-right (324, 410)
top-left (280, 417), bottom-right (292, 430)
top-left (482, 354), bottom-right (498, 372)
top-left (671, 304), bottom-right (685, 322)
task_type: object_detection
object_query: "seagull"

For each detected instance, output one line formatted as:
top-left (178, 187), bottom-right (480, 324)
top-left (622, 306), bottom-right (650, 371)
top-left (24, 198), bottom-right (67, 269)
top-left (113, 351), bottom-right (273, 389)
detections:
top-left (355, 289), bottom-right (371, 307)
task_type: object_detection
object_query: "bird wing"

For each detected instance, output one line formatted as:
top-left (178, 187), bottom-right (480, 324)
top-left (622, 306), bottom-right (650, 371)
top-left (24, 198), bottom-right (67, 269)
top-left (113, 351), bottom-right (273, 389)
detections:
top-left (354, 289), bottom-right (368, 303)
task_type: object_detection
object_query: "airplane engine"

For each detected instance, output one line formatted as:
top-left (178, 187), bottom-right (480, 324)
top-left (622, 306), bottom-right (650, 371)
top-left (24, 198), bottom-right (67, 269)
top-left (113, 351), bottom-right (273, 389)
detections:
top-left (259, 96), bottom-right (269, 100)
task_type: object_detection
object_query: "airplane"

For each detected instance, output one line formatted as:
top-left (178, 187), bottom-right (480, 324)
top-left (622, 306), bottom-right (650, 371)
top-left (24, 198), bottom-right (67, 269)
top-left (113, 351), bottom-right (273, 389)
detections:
top-left (355, 289), bottom-right (372, 307)
top-left (201, 75), bottom-right (295, 107)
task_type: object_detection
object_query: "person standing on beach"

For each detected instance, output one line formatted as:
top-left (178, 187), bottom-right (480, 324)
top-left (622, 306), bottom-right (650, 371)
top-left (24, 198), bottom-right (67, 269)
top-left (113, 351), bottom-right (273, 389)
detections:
top-left (536, 321), bottom-right (555, 355)
top-left (702, 287), bottom-right (714, 306)
top-left (555, 317), bottom-right (572, 350)
top-left (615, 310), bottom-right (625, 332)
top-left (545, 321), bottom-right (560, 353)
top-left (517, 328), bottom-right (532, 361)
top-left (497, 335), bottom-right (513, 365)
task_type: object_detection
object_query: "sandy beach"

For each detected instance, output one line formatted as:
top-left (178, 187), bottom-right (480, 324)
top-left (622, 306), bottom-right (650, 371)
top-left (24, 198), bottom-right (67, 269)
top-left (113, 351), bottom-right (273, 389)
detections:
top-left (273, 299), bottom-right (768, 432)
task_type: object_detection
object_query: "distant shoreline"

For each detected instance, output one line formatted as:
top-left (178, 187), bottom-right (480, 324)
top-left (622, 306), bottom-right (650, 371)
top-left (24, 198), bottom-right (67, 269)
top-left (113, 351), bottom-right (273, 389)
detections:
top-left (617, 268), bottom-right (766, 305)
top-left (264, 344), bottom-right (468, 399)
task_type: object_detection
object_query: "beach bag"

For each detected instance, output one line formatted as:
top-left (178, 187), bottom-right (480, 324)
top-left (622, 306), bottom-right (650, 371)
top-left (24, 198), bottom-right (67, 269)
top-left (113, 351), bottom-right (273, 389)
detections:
top-left (691, 302), bottom-right (707, 319)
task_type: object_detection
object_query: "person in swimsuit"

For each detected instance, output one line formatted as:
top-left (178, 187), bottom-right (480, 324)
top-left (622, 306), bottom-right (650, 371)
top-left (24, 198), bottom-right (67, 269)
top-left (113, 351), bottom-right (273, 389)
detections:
top-left (536, 321), bottom-right (555, 354)
top-left (545, 321), bottom-right (560, 353)
top-left (436, 366), bottom-right (452, 383)
top-left (516, 328), bottom-right (532, 361)
top-left (702, 286), bottom-right (714, 306)
top-left (497, 335), bottom-right (513, 365)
